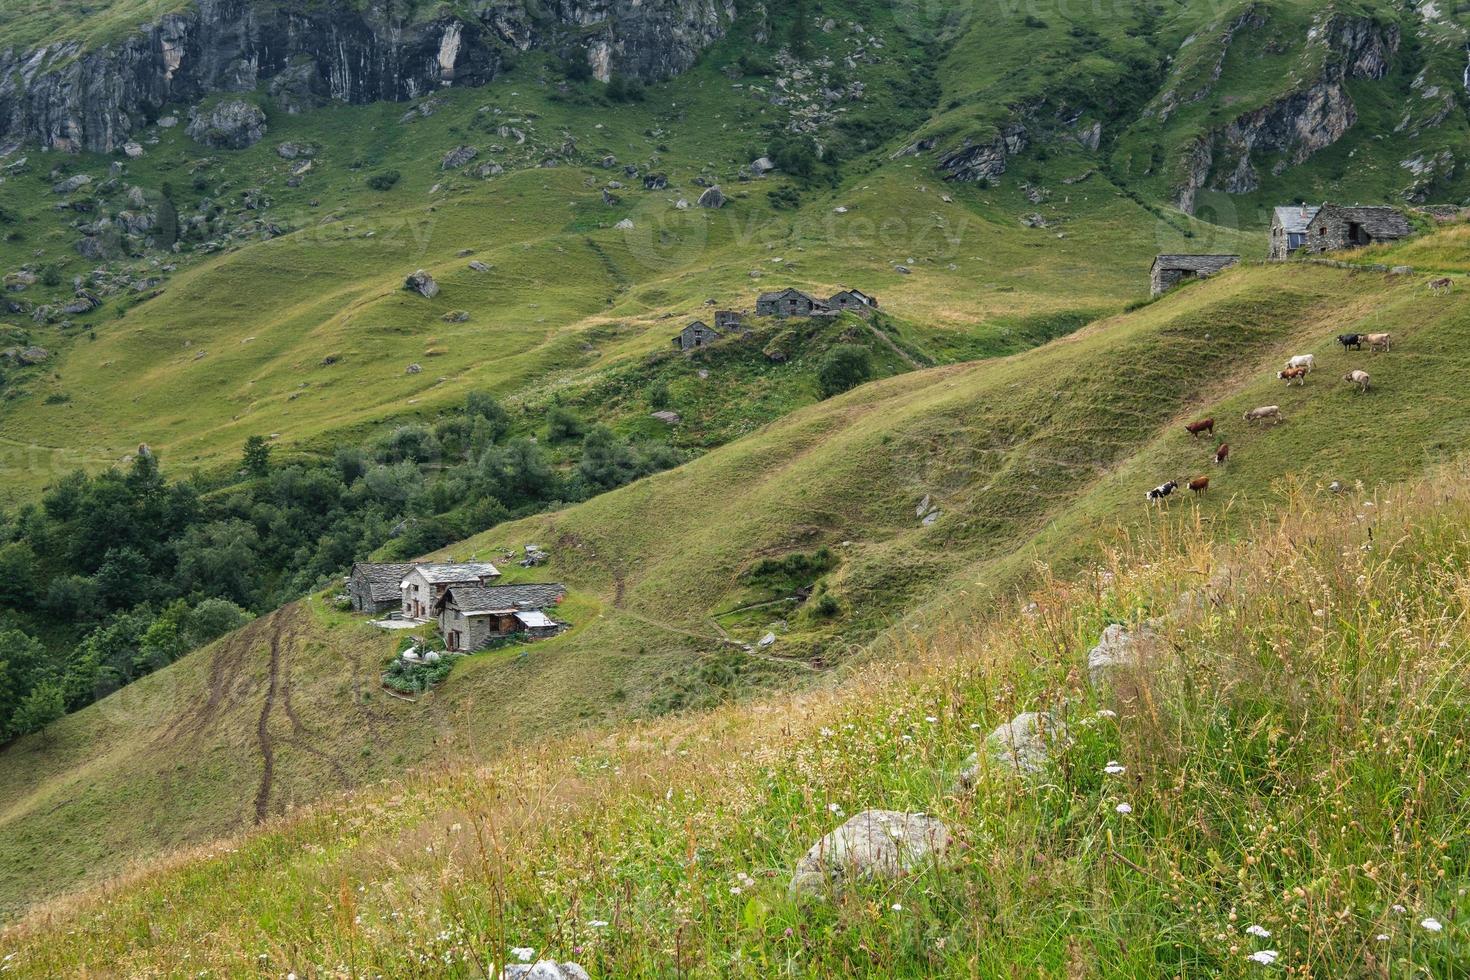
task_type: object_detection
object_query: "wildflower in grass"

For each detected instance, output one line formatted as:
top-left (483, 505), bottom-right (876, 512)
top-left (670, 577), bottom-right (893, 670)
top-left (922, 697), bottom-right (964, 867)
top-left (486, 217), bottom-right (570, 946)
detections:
top-left (1246, 925), bottom-right (1270, 938)
top-left (1115, 802), bottom-right (1133, 814)
top-left (511, 947), bottom-right (535, 962)
top-left (1104, 761), bottom-right (1125, 775)
top-left (891, 903), bottom-right (903, 911)
top-left (588, 920), bottom-right (609, 929)
top-left (1097, 709), bottom-right (1117, 719)
top-left (969, 723), bottom-right (981, 730)
top-left (925, 716), bottom-right (938, 723)
top-left (1376, 935), bottom-right (1389, 942)
top-left (1392, 904), bottom-right (1407, 914)
top-left (819, 727), bottom-right (834, 738)
top-left (827, 802), bottom-right (843, 816)
top-left (1247, 950), bottom-right (1278, 965)
top-left (1421, 918), bottom-right (1443, 933)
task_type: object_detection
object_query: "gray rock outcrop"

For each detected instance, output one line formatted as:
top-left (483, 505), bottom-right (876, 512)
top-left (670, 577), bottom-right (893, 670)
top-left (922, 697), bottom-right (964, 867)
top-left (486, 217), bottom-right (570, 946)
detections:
top-left (697, 185), bottom-right (726, 208)
top-left (186, 99), bottom-right (267, 149)
top-left (500, 963), bottom-right (590, 980)
top-left (1087, 621), bottom-right (1156, 688)
top-left (958, 711), bottom-right (1068, 786)
top-left (403, 270), bottom-right (439, 298)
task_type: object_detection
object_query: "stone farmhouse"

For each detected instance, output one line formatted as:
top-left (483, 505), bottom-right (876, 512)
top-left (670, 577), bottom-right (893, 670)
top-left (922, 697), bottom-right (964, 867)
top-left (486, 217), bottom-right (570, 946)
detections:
top-left (1149, 254), bottom-right (1240, 296)
top-left (400, 561), bottom-right (502, 620)
top-left (674, 320), bottom-right (723, 351)
top-left (1269, 205), bottom-right (1319, 260)
top-left (1301, 204), bottom-right (1411, 255)
top-left (756, 288), bottom-right (830, 318)
top-left (347, 561), bottom-right (418, 613)
top-left (827, 288), bottom-right (879, 312)
top-left (435, 582), bottom-right (568, 651)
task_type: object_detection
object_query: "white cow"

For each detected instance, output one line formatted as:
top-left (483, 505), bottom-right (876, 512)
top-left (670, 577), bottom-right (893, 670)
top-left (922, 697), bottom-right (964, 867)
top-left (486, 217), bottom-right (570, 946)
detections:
top-left (1286, 354), bottom-right (1315, 373)
top-left (1243, 405), bottom-right (1283, 424)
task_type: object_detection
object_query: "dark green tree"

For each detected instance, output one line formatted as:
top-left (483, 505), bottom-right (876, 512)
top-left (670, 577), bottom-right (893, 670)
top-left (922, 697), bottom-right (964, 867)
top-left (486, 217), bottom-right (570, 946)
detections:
top-left (242, 435), bottom-right (272, 478)
top-left (817, 344), bottom-right (873, 398)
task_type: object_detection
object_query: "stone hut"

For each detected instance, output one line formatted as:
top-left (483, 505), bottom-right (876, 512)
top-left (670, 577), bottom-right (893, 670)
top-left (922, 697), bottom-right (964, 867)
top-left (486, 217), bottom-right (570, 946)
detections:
top-left (1268, 205), bottom-right (1320, 260)
top-left (756, 288), bottom-right (829, 318)
top-left (1149, 254), bottom-right (1240, 296)
top-left (714, 310), bottom-right (746, 331)
top-left (435, 582), bottom-right (568, 651)
top-left (401, 561), bottom-right (502, 621)
top-left (348, 562), bottom-right (418, 614)
top-left (674, 320), bottom-right (723, 351)
top-left (1302, 204), bottom-right (1411, 255)
top-left (827, 288), bottom-right (879, 312)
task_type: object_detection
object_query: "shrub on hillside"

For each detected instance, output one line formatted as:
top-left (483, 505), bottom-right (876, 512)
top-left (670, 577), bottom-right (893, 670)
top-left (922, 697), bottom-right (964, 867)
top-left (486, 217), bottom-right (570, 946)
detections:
top-left (366, 170), bottom-right (401, 191)
top-left (817, 344), bottom-right (873, 398)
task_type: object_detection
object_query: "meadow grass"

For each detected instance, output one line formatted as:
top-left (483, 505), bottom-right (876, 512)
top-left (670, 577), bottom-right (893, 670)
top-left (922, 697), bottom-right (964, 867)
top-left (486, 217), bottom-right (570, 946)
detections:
top-left (4, 465), bottom-right (1468, 976)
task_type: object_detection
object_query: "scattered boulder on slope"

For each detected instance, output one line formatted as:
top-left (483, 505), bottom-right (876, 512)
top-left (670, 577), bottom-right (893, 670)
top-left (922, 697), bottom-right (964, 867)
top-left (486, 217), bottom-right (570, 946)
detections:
top-left (698, 185), bottom-right (727, 209)
top-left (403, 269), bottom-right (439, 298)
top-left (958, 711), bottom-right (1068, 787)
top-left (186, 100), bottom-right (268, 150)
top-left (442, 145), bottom-right (479, 169)
top-left (51, 174), bottom-right (92, 194)
top-left (789, 810), bottom-right (951, 899)
top-left (1087, 622), bottom-right (1155, 688)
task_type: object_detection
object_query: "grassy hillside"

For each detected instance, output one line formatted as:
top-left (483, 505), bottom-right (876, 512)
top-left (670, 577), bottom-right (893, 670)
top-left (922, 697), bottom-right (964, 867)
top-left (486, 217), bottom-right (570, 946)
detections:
top-left (2, 224), bottom-right (1467, 919)
top-left (5, 458), bottom-right (1469, 976)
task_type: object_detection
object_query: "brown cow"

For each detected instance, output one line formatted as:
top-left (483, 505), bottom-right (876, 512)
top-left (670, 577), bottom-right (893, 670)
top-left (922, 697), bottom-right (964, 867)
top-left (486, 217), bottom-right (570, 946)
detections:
top-left (1277, 366), bottom-right (1308, 386)
top-left (1344, 369), bottom-right (1371, 393)
top-left (1430, 277), bottom-right (1453, 295)
top-left (1189, 476), bottom-right (1210, 495)
top-left (1213, 443), bottom-right (1230, 466)
top-left (1365, 332), bottom-right (1392, 353)
top-left (1185, 418), bottom-right (1215, 438)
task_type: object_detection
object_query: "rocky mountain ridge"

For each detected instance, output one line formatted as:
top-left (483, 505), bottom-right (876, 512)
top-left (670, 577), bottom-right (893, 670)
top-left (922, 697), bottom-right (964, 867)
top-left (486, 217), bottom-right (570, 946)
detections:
top-left (0, 0), bottom-right (735, 154)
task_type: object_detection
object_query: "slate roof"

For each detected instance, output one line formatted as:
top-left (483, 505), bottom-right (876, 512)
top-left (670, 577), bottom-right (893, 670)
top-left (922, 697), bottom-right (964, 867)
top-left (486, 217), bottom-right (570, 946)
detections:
top-left (1150, 254), bottom-right (1240, 274)
top-left (351, 562), bottom-right (419, 603)
top-left (1273, 205), bottom-right (1320, 235)
top-left (1316, 204), bottom-right (1411, 239)
top-left (407, 561), bottom-right (502, 585)
top-left (757, 288), bottom-right (821, 304)
top-left (437, 582), bottom-right (567, 615)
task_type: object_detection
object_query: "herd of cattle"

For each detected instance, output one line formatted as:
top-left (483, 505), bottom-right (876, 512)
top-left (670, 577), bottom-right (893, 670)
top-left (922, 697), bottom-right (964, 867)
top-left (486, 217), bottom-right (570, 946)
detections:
top-left (1146, 325), bottom-right (1404, 503)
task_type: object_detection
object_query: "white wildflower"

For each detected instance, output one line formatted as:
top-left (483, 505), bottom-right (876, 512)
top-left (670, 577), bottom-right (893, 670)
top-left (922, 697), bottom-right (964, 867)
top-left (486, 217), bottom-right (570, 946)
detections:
top-left (827, 803), bottom-right (843, 815)
top-left (511, 947), bottom-right (535, 962)
top-left (819, 727), bottom-right (834, 738)
top-left (1104, 761), bottom-right (1126, 775)
top-left (1421, 918), bottom-right (1443, 933)
top-left (1375, 934), bottom-right (1389, 942)
top-left (588, 920), bottom-right (609, 929)
top-left (1392, 904), bottom-right (1407, 914)
top-left (1115, 802), bottom-right (1133, 814)
top-left (1096, 709), bottom-right (1117, 719)
top-left (925, 716), bottom-right (938, 723)
top-left (1247, 950), bottom-right (1278, 965)
top-left (1246, 925), bottom-right (1270, 938)
top-left (891, 903), bottom-right (903, 911)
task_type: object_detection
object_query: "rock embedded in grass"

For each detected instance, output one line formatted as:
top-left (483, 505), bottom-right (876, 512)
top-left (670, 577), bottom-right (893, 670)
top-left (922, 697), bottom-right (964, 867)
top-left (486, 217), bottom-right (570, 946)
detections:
top-left (186, 99), bottom-right (267, 150)
top-left (1087, 621), bottom-right (1155, 688)
top-left (959, 711), bottom-right (1068, 787)
top-left (789, 810), bottom-right (951, 899)
top-left (500, 962), bottom-right (590, 980)
top-left (698, 186), bottom-right (726, 209)
top-left (403, 270), bottom-right (439, 298)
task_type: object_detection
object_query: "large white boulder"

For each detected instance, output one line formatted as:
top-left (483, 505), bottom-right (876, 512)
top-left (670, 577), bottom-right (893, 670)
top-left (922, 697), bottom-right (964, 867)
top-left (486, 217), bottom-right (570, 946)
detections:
top-left (789, 809), bottom-right (950, 898)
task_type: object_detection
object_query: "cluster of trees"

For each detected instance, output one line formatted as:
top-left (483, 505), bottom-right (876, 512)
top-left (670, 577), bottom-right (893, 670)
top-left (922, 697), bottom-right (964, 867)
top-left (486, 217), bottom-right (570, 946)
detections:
top-left (0, 393), bottom-right (679, 741)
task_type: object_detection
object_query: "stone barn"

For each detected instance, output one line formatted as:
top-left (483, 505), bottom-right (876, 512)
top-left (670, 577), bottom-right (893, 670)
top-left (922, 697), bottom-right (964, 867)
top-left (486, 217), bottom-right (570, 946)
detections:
top-left (756, 288), bottom-right (829, 318)
top-left (435, 582), bottom-right (568, 651)
top-left (1149, 254), bottom-right (1240, 296)
top-left (674, 320), bottom-right (722, 351)
top-left (1302, 204), bottom-right (1411, 255)
top-left (827, 288), bottom-right (879, 312)
top-left (348, 562), bottom-right (418, 614)
top-left (714, 310), bottom-right (746, 331)
top-left (401, 561), bottom-right (502, 621)
top-left (1269, 205), bottom-right (1320, 260)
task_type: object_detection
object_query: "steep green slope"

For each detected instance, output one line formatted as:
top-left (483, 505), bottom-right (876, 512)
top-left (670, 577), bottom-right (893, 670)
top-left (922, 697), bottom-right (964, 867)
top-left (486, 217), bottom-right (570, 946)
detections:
top-left (2, 225), bottom-right (1466, 919)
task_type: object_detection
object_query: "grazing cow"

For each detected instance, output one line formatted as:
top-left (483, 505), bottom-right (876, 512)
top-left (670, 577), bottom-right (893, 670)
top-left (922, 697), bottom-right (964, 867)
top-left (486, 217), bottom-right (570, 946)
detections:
top-left (1214, 443), bottom-right (1230, 466)
top-left (1243, 405), bottom-right (1283, 425)
top-left (1430, 277), bottom-right (1453, 294)
top-left (1337, 333), bottom-right (1363, 351)
top-left (1189, 476), bottom-right (1210, 496)
top-left (1344, 369), bottom-right (1371, 393)
top-left (1365, 332), bottom-right (1392, 352)
top-left (1277, 366), bottom-right (1309, 385)
top-left (1146, 480), bottom-right (1180, 502)
top-left (1185, 418), bottom-right (1215, 438)
top-left (1285, 354), bottom-right (1315, 373)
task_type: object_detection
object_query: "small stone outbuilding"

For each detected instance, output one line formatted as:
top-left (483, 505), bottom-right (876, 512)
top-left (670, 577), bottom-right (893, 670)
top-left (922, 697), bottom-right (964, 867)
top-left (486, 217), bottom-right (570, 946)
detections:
top-left (674, 320), bottom-right (723, 351)
top-left (1302, 204), bottom-right (1411, 255)
top-left (436, 582), bottom-right (568, 651)
top-left (347, 562), bottom-right (419, 614)
top-left (1149, 254), bottom-right (1240, 296)
top-left (714, 310), bottom-right (746, 331)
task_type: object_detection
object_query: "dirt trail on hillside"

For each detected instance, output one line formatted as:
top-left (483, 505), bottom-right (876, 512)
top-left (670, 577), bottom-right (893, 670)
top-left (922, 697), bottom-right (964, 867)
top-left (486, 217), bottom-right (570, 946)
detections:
top-left (252, 615), bottom-right (286, 824)
top-left (159, 615), bottom-right (267, 744)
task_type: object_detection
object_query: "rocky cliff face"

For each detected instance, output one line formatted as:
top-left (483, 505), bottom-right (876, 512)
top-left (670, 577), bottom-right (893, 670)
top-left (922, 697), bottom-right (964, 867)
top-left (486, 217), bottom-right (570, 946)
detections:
top-left (1173, 13), bottom-right (1399, 212)
top-left (0, 0), bottom-right (735, 153)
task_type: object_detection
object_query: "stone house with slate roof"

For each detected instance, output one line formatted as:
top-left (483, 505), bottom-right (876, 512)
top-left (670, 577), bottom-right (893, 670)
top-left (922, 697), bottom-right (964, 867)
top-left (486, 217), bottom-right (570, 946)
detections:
top-left (1269, 205), bottom-right (1320, 260)
top-left (674, 320), bottom-right (723, 351)
top-left (1149, 254), bottom-right (1240, 296)
top-left (1302, 204), bottom-right (1411, 255)
top-left (827, 288), bottom-right (879, 312)
top-left (756, 288), bottom-right (829, 318)
top-left (434, 582), bottom-right (568, 650)
top-left (348, 562), bottom-right (418, 613)
top-left (400, 561), bottom-right (501, 621)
